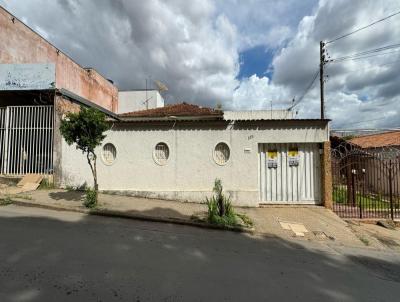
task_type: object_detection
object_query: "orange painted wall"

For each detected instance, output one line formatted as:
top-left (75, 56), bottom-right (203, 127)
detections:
top-left (0, 7), bottom-right (118, 112)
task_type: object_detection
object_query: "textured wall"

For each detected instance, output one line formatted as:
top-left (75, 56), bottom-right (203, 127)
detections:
top-left (321, 141), bottom-right (333, 209)
top-left (60, 120), bottom-right (329, 206)
top-left (0, 7), bottom-right (118, 112)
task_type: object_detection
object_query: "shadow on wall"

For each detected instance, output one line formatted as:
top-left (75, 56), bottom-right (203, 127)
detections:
top-left (0, 210), bottom-right (399, 301)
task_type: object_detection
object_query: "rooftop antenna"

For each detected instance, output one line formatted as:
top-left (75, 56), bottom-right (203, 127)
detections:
top-left (145, 75), bottom-right (152, 109)
top-left (270, 100), bottom-right (273, 119)
top-left (154, 80), bottom-right (168, 93)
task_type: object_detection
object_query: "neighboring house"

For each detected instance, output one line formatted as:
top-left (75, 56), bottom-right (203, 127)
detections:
top-left (0, 6), bottom-right (159, 179)
top-left (350, 131), bottom-right (400, 152)
top-left (0, 6), bottom-right (332, 207)
top-left (349, 131), bottom-right (400, 196)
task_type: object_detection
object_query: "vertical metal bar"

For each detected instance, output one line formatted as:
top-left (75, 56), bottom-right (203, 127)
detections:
top-left (351, 169), bottom-right (357, 218)
top-left (7, 107), bottom-right (13, 174)
top-left (44, 106), bottom-right (47, 174)
top-left (0, 108), bottom-right (4, 174)
top-left (38, 106), bottom-right (42, 174)
top-left (389, 160), bottom-right (394, 220)
top-left (33, 106), bottom-right (37, 174)
top-left (44, 106), bottom-right (48, 174)
top-left (18, 107), bottom-right (22, 175)
top-left (27, 108), bottom-right (33, 173)
top-left (50, 105), bottom-right (54, 175)
top-left (5, 107), bottom-right (8, 174)
top-left (19, 108), bottom-right (26, 175)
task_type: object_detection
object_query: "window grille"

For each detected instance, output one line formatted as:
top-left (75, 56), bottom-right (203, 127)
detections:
top-left (153, 142), bottom-right (169, 165)
top-left (102, 143), bottom-right (117, 165)
top-left (214, 142), bottom-right (230, 165)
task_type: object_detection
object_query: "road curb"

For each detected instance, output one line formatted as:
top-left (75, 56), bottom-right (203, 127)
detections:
top-left (10, 199), bottom-right (255, 234)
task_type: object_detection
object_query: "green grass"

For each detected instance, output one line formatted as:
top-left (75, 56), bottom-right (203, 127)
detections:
top-left (236, 213), bottom-right (254, 227)
top-left (359, 236), bottom-right (370, 246)
top-left (0, 196), bottom-right (13, 206)
top-left (333, 186), bottom-right (399, 209)
top-left (38, 178), bottom-right (55, 190)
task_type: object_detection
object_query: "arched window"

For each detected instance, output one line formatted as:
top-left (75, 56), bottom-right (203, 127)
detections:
top-left (101, 143), bottom-right (117, 165)
top-left (213, 142), bottom-right (230, 165)
top-left (153, 142), bottom-right (169, 165)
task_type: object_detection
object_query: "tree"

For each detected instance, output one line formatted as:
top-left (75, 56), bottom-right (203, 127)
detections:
top-left (60, 107), bottom-right (110, 203)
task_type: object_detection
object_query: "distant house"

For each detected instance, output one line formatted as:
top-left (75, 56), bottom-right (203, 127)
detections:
top-left (350, 131), bottom-right (400, 152)
top-left (349, 131), bottom-right (400, 196)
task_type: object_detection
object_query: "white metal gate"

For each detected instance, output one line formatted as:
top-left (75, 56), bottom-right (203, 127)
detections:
top-left (260, 143), bottom-right (321, 203)
top-left (0, 106), bottom-right (53, 175)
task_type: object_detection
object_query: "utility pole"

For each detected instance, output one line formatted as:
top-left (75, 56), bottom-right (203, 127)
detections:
top-left (319, 41), bottom-right (325, 119)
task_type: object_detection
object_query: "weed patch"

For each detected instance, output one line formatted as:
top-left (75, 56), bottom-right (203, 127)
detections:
top-left (83, 187), bottom-right (97, 208)
top-left (38, 179), bottom-right (55, 190)
top-left (0, 196), bottom-right (13, 206)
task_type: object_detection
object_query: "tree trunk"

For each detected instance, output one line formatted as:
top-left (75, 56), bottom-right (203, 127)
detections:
top-left (86, 152), bottom-right (98, 201)
top-left (93, 153), bottom-right (98, 200)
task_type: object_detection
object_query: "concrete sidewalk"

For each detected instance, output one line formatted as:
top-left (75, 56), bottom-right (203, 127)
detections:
top-left (1, 188), bottom-right (374, 248)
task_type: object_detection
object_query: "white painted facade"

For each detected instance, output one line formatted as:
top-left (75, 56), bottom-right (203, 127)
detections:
top-left (117, 90), bottom-right (164, 114)
top-left (59, 119), bottom-right (329, 206)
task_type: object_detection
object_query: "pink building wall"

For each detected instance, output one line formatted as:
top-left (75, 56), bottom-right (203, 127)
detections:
top-left (0, 7), bottom-right (118, 112)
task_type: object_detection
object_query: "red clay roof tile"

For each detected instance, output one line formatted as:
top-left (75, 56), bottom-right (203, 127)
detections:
top-left (119, 102), bottom-right (222, 118)
top-left (350, 131), bottom-right (400, 148)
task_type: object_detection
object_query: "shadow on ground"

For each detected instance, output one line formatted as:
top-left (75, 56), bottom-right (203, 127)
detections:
top-left (49, 190), bottom-right (85, 202)
top-left (0, 205), bottom-right (399, 302)
top-left (110, 206), bottom-right (200, 220)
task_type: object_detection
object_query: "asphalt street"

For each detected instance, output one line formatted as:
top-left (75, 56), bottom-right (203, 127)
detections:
top-left (0, 205), bottom-right (399, 302)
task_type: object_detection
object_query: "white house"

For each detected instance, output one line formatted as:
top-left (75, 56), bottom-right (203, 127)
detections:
top-left (59, 103), bottom-right (331, 207)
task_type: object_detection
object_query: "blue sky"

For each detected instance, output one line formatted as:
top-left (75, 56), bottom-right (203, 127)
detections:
top-left (238, 46), bottom-right (274, 79)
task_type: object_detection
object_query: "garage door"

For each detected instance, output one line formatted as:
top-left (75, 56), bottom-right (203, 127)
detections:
top-left (259, 143), bottom-right (321, 203)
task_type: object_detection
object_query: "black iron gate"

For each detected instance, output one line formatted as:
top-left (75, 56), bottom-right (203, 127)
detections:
top-left (332, 143), bottom-right (400, 219)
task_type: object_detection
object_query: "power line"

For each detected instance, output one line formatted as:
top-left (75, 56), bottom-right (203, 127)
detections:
top-left (327, 10), bottom-right (400, 44)
top-left (328, 49), bottom-right (400, 65)
top-left (289, 69), bottom-right (319, 110)
top-left (327, 58), bottom-right (400, 73)
top-left (329, 42), bottom-right (400, 62)
top-left (342, 117), bottom-right (391, 126)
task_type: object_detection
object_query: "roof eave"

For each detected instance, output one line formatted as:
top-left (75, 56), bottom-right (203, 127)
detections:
top-left (57, 88), bottom-right (120, 121)
top-left (118, 115), bottom-right (223, 122)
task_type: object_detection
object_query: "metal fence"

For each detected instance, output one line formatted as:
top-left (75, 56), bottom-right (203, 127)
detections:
top-left (0, 106), bottom-right (54, 175)
top-left (332, 143), bottom-right (400, 220)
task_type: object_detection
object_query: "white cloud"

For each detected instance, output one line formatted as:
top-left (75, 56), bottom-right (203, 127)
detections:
top-left (236, 0), bottom-right (400, 128)
top-left (0, 0), bottom-right (239, 108)
top-left (232, 75), bottom-right (290, 110)
top-left (1, 0), bottom-right (399, 128)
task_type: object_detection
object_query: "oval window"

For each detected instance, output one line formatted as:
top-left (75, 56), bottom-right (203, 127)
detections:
top-left (153, 142), bottom-right (169, 165)
top-left (213, 142), bottom-right (230, 165)
top-left (102, 143), bottom-right (117, 165)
